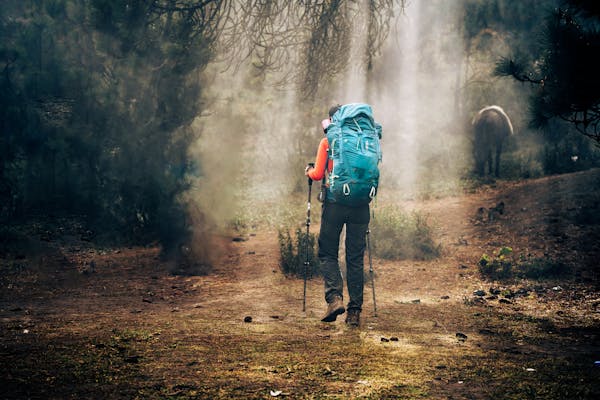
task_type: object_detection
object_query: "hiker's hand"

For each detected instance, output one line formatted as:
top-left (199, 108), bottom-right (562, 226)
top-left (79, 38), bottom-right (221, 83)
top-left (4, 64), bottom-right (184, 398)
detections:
top-left (304, 165), bottom-right (313, 176)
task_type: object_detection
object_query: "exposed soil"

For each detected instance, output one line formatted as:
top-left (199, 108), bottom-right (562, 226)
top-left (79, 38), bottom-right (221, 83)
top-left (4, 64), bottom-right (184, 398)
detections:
top-left (1, 170), bottom-right (600, 399)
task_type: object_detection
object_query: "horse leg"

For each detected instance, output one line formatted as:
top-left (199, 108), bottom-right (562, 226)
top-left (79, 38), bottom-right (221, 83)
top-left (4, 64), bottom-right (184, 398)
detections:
top-left (473, 138), bottom-right (485, 176)
top-left (495, 141), bottom-right (503, 177)
top-left (475, 155), bottom-right (484, 176)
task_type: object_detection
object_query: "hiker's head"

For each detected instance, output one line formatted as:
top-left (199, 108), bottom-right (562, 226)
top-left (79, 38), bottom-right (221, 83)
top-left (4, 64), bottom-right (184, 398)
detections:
top-left (321, 118), bottom-right (331, 133)
top-left (328, 104), bottom-right (341, 118)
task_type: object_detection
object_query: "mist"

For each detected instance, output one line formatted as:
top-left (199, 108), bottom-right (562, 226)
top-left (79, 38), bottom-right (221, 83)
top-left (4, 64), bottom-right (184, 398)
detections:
top-left (371, 0), bottom-right (467, 195)
top-left (187, 0), bottom-right (514, 234)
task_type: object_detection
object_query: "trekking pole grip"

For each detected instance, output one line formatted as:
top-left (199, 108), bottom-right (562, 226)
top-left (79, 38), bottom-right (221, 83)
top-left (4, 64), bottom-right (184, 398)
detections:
top-left (307, 162), bottom-right (314, 186)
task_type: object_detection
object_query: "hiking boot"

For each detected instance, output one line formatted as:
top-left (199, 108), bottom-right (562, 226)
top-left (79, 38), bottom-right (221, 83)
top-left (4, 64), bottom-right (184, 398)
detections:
top-left (321, 296), bottom-right (345, 322)
top-left (345, 309), bottom-right (360, 327)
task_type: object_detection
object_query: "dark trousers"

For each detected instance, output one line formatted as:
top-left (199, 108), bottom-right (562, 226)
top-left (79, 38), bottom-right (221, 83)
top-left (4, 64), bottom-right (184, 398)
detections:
top-left (318, 201), bottom-right (370, 312)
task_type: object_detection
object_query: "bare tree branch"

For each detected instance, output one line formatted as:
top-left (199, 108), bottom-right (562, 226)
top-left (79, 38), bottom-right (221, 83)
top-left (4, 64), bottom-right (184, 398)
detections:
top-left (147, 1), bottom-right (402, 99)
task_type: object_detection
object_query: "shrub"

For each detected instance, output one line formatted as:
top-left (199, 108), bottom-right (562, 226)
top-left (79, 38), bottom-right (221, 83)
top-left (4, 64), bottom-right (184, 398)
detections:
top-left (478, 246), bottom-right (514, 280)
top-left (540, 131), bottom-right (600, 175)
top-left (479, 247), bottom-right (568, 280)
top-left (277, 227), bottom-right (321, 278)
top-left (370, 206), bottom-right (441, 260)
top-left (516, 257), bottom-right (568, 279)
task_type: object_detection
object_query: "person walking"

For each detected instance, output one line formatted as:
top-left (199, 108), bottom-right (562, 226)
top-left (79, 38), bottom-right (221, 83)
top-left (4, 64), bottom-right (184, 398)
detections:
top-left (305, 104), bottom-right (380, 327)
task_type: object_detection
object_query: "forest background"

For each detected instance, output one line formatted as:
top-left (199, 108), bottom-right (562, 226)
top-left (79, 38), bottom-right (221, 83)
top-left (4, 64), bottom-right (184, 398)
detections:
top-left (1, 0), bottom-right (599, 267)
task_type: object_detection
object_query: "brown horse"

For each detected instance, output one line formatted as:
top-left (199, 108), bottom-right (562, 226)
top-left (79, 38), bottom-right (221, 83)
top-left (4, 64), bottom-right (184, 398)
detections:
top-left (472, 105), bottom-right (514, 177)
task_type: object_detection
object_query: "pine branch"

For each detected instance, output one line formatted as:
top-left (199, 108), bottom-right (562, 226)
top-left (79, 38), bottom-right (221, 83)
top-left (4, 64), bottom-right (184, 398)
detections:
top-left (494, 57), bottom-right (543, 85)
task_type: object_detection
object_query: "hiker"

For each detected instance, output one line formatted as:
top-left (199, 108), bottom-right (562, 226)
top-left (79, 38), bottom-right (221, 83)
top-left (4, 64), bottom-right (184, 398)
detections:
top-left (305, 103), bottom-right (382, 326)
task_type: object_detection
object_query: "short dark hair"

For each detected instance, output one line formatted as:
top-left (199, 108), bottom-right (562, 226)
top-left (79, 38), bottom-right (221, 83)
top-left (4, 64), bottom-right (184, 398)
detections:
top-left (328, 104), bottom-right (341, 118)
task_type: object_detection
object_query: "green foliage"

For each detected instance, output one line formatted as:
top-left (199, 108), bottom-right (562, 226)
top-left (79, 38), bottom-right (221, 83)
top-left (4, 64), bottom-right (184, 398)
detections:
top-left (370, 206), bottom-right (441, 260)
top-left (0, 1), bottom-right (216, 253)
top-left (479, 247), bottom-right (568, 280)
top-left (488, 125), bottom-right (600, 180)
top-left (478, 247), bottom-right (514, 280)
top-left (518, 257), bottom-right (568, 280)
top-left (231, 191), bottom-right (315, 234)
top-left (277, 227), bottom-right (321, 278)
top-left (495, 0), bottom-right (600, 142)
top-left (0, 0), bottom-right (401, 259)
top-left (540, 128), bottom-right (600, 175)
top-left (499, 150), bottom-right (545, 180)
top-left (461, 0), bottom-right (555, 125)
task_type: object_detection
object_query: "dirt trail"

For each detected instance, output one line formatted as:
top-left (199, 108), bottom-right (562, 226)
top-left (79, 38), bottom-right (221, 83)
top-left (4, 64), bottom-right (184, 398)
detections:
top-left (1, 170), bottom-right (600, 399)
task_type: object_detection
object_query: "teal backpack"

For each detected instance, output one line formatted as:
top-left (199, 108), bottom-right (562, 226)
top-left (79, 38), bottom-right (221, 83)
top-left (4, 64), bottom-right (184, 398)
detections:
top-left (326, 103), bottom-right (382, 206)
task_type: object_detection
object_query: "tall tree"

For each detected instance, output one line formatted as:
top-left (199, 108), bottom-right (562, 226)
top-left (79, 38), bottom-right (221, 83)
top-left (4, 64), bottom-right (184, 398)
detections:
top-left (495, 0), bottom-right (600, 143)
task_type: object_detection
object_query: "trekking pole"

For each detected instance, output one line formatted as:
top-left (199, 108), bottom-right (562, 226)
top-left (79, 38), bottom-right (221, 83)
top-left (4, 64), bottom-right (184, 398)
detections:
top-left (366, 228), bottom-right (377, 316)
top-left (303, 163), bottom-right (314, 312)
